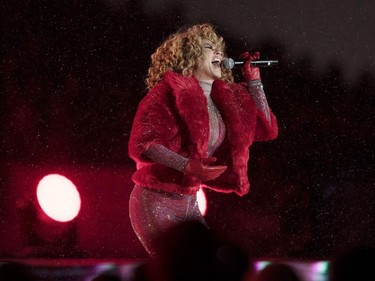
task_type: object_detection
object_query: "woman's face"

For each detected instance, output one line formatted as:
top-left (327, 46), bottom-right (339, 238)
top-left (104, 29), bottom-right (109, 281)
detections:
top-left (193, 39), bottom-right (223, 83)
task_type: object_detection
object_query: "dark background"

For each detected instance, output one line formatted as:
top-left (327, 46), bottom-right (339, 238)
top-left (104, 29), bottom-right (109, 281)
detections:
top-left (0, 0), bottom-right (374, 260)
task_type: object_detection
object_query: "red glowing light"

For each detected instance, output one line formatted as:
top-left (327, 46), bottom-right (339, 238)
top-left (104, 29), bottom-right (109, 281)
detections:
top-left (197, 188), bottom-right (207, 216)
top-left (36, 174), bottom-right (81, 222)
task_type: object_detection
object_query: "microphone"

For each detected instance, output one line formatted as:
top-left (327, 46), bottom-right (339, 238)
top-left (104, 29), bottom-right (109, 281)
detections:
top-left (222, 57), bottom-right (278, 69)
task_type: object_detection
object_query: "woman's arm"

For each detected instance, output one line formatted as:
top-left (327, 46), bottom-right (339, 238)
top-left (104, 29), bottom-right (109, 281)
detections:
top-left (142, 144), bottom-right (188, 172)
top-left (143, 144), bottom-right (226, 181)
top-left (248, 79), bottom-right (271, 124)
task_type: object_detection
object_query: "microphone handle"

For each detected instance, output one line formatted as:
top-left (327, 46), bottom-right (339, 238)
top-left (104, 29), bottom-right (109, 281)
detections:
top-left (222, 58), bottom-right (278, 69)
top-left (236, 60), bottom-right (279, 67)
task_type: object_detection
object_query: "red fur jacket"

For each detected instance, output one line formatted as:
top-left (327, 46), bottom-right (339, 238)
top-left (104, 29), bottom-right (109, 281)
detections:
top-left (128, 71), bottom-right (278, 196)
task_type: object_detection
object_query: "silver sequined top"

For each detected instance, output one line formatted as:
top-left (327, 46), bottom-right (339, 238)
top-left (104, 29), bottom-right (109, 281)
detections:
top-left (199, 81), bottom-right (226, 157)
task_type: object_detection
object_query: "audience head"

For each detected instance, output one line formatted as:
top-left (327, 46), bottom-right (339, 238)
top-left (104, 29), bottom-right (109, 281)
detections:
top-left (330, 245), bottom-right (375, 281)
top-left (0, 261), bottom-right (35, 281)
top-left (253, 263), bottom-right (302, 281)
top-left (151, 220), bottom-right (251, 281)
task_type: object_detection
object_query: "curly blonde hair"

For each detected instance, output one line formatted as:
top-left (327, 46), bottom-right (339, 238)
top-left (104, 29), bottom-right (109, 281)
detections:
top-left (146, 23), bottom-right (234, 89)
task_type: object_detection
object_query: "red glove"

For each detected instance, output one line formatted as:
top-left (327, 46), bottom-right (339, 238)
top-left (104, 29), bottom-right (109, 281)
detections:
top-left (239, 51), bottom-right (261, 82)
top-left (185, 157), bottom-right (227, 181)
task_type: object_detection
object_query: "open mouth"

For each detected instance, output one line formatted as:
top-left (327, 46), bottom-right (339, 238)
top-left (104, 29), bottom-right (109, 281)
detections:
top-left (212, 58), bottom-right (221, 68)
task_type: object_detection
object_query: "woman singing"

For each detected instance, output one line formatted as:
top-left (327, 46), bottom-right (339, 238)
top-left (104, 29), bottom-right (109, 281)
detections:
top-left (128, 23), bottom-right (278, 257)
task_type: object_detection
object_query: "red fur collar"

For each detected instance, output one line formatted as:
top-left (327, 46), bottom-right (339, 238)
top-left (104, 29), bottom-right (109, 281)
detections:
top-left (163, 71), bottom-right (256, 158)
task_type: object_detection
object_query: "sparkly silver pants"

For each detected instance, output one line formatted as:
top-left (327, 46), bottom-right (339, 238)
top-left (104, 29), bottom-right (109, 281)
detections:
top-left (129, 185), bottom-right (207, 257)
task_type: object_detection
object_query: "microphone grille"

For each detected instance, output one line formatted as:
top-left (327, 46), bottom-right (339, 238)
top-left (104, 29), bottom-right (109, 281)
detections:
top-left (222, 58), bottom-right (234, 69)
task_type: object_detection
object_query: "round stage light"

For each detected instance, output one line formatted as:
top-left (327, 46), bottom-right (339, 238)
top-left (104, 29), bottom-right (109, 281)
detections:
top-left (36, 174), bottom-right (81, 222)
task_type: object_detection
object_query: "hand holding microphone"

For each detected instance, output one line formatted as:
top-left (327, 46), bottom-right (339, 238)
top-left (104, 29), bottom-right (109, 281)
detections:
top-left (240, 51), bottom-right (261, 81)
top-left (222, 52), bottom-right (278, 81)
